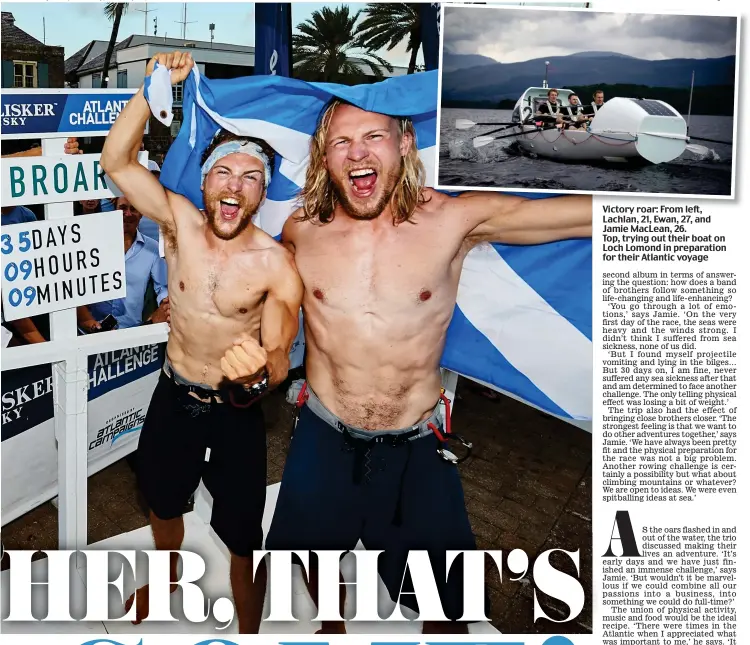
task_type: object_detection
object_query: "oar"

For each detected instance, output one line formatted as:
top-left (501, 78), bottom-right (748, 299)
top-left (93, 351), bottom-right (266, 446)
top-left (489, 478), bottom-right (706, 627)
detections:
top-left (455, 118), bottom-right (518, 130)
top-left (687, 135), bottom-right (733, 146)
top-left (473, 124), bottom-right (557, 148)
top-left (478, 123), bottom-right (519, 138)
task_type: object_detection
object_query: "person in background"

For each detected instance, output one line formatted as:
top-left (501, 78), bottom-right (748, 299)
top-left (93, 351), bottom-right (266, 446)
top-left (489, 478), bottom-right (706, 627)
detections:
top-left (138, 160), bottom-right (162, 241)
top-left (77, 195), bottom-right (169, 333)
top-left (1, 138), bottom-right (82, 343)
top-left (75, 198), bottom-right (116, 216)
top-left (1, 204), bottom-right (36, 225)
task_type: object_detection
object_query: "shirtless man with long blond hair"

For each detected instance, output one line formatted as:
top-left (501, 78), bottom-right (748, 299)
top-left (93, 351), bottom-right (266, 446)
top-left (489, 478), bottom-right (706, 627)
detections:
top-left (265, 97), bottom-right (592, 632)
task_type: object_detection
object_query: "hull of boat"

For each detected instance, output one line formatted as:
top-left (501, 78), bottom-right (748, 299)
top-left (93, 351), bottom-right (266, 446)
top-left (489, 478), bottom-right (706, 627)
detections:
top-left (515, 126), bottom-right (640, 162)
top-left (510, 92), bottom-right (688, 164)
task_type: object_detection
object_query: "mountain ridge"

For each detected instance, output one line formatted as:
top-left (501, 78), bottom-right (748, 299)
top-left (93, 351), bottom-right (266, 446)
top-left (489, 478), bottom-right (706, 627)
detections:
top-left (442, 52), bottom-right (736, 102)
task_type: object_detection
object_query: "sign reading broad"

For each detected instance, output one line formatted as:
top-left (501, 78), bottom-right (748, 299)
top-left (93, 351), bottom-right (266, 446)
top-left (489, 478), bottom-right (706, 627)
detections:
top-left (1, 153), bottom-right (148, 207)
top-left (1, 212), bottom-right (126, 321)
top-left (0, 89), bottom-right (137, 139)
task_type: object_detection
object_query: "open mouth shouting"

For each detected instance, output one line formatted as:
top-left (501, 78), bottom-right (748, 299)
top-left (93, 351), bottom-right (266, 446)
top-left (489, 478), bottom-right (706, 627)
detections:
top-left (219, 197), bottom-right (242, 220)
top-left (348, 167), bottom-right (379, 198)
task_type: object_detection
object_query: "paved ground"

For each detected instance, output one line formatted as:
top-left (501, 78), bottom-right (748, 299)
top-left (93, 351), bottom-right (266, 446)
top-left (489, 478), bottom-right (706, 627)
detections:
top-left (1, 376), bottom-right (592, 634)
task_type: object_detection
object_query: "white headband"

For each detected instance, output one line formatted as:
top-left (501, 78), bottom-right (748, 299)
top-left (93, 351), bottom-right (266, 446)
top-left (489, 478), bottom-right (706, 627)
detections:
top-left (201, 140), bottom-right (272, 187)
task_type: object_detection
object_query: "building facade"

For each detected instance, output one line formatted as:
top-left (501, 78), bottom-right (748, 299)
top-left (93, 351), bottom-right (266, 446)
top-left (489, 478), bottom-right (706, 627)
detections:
top-left (1, 12), bottom-right (64, 88)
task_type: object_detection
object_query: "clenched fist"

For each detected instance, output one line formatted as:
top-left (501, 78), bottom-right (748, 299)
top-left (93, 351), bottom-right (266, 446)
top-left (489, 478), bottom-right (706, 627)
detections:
top-left (64, 138), bottom-right (83, 155)
top-left (221, 338), bottom-right (267, 385)
top-left (146, 50), bottom-right (194, 85)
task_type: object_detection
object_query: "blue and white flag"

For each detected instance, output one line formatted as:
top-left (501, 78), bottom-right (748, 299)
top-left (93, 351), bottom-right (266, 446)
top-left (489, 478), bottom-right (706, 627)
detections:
top-left (419, 3), bottom-right (441, 71)
top-left (145, 68), bottom-right (591, 421)
top-left (254, 3), bottom-right (292, 77)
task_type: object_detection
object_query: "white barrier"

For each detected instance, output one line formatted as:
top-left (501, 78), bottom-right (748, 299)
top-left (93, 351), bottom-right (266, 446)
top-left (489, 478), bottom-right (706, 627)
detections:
top-left (0, 89), bottom-right (166, 562)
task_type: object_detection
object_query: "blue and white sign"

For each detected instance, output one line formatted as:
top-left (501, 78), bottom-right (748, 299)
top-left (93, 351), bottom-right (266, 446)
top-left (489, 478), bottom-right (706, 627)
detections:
top-left (1, 212), bottom-right (126, 320)
top-left (255, 3), bottom-right (293, 77)
top-left (0, 88), bottom-right (137, 140)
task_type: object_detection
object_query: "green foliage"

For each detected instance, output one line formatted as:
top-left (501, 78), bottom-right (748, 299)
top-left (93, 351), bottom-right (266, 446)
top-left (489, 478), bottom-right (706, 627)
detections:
top-left (293, 6), bottom-right (394, 84)
top-left (358, 3), bottom-right (421, 74)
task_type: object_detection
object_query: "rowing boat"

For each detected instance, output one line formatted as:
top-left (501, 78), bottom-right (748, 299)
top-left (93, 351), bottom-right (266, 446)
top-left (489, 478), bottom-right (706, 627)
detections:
top-left (507, 86), bottom-right (688, 164)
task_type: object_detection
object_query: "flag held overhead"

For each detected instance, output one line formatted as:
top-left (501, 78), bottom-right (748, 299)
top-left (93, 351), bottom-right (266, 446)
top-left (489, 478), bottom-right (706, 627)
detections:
top-left (145, 69), bottom-right (591, 421)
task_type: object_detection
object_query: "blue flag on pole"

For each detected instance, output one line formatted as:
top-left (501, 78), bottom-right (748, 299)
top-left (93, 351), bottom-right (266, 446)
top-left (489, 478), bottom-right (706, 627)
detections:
top-left (146, 67), bottom-right (591, 421)
top-left (254, 3), bottom-right (292, 77)
top-left (420, 3), bottom-right (441, 71)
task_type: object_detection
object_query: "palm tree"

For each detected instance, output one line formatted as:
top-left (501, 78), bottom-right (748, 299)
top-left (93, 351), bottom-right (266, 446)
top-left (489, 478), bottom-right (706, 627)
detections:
top-left (358, 4), bottom-right (421, 75)
top-left (293, 6), bottom-right (393, 84)
top-left (101, 2), bottom-right (129, 88)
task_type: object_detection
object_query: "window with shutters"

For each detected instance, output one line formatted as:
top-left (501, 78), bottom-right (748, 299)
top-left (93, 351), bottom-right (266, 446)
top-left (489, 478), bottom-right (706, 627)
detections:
top-left (172, 81), bottom-right (183, 106)
top-left (13, 61), bottom-right (37, 88)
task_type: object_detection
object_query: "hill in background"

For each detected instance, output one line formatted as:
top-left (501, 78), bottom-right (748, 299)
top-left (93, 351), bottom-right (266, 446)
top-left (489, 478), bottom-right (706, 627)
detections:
top-left (441, 51), bottom-right (736, 116)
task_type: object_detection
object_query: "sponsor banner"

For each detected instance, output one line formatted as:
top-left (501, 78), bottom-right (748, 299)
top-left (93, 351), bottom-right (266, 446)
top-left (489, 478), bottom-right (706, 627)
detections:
top-left (1, 344), bottom-right (163, 525)
top-left (0, 152), bottom-right (149, 207)
top-left (1, 212), bottom-right (126, 321)
top-left (0, 363), bottom-right (54, 441)
top-left (0, 89), bottom-right (137, 139)
top-left (87, 344), bottom-right (162, 457)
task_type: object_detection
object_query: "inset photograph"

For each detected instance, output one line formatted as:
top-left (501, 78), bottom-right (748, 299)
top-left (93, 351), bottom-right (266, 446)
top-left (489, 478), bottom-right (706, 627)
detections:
top-left (438, 6), bottom-right (738, 197)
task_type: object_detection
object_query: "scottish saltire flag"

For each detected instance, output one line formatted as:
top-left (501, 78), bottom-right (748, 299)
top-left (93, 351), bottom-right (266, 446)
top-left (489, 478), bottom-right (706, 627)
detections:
top-left (145, 68), bottom-right (591, 421)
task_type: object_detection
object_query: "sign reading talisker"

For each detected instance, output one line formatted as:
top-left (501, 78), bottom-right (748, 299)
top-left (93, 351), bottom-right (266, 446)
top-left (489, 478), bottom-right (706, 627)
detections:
top-left (0, 89), bottom-right (137, 139)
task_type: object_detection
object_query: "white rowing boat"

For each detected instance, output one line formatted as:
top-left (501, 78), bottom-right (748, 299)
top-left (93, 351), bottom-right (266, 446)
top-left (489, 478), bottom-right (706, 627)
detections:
top-left (506, 86), bottom-right (688, 164)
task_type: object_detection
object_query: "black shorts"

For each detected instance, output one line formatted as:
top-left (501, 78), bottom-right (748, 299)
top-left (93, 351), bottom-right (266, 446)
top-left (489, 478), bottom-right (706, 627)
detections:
top-left (265, 404), bottom-right (481, 620)
top-left (136, 371), bottom-right (267, 557)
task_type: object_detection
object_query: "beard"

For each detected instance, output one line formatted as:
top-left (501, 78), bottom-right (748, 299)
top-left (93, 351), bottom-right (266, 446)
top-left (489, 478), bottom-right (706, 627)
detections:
top-left (203, 190), bottom-right (260, 240)
top-left (330, 164), bottom-right (401, 221)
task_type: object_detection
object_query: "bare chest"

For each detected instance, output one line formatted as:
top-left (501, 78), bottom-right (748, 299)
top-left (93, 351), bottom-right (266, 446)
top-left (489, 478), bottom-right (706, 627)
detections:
top-left (295, 224), bottom-right (463, 311)
top-left (166, 231), bottom-right (266, 318)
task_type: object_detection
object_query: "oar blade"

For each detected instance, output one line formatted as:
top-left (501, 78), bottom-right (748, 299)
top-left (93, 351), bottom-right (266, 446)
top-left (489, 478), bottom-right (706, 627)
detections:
top-left (472, 135), bottom-right (496, 148)
top-left (455, 119), bottom-right (477, 130)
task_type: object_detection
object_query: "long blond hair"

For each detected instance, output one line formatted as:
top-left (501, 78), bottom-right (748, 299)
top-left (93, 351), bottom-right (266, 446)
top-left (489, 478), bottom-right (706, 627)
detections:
top-left (297, 99), bottom-right (427, 224)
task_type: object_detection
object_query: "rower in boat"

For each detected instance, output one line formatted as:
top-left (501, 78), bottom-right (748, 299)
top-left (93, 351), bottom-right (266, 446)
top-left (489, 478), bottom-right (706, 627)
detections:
top-left (535, 88), bottom-right (565, 128)
top-left (581, 89), bottom-right (605, 121)
top-left (563, 94), bottom-right (588, 130)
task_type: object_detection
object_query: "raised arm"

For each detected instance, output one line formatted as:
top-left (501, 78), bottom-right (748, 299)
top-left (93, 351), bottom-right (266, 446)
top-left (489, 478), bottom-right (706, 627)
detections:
top-left (260, 249), bottom-right (304, 388)
top-left (99, 51), bottom-right (193, 230)
top-left (455, 192), bottom-right (592, 246)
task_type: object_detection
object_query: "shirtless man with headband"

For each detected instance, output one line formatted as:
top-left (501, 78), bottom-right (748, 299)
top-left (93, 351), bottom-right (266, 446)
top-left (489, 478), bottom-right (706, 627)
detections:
top-left (265, 99), bottom-right (591, 632)
top-left (100, 52), bottom-right (302, 633)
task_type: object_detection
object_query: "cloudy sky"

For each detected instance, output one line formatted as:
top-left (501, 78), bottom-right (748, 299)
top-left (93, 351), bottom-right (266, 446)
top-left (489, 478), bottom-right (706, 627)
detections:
top-left (444, 7), bottom-right (738, 63)
top-left (3, 2), bottom-right (413, 67)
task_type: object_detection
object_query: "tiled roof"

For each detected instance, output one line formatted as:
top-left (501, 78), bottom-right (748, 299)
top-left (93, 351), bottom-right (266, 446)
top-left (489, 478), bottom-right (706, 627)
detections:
top-left (76, 36), bottom-right (135, 74)
top-left (65, 41), bottom-right (95, 75)
top-left (1, 11), bottom-right (45, 47)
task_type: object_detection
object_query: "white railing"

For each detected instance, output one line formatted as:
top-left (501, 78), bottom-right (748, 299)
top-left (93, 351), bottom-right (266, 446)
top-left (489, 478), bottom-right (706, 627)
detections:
top-left (1, 135), bottom-right (168, 565)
